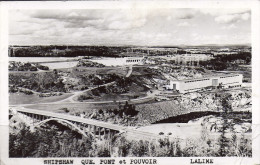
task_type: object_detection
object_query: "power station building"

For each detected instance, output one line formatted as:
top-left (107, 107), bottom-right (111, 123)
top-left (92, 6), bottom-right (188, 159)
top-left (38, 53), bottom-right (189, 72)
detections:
top-left (165, 74), bottom-right (243, 93)
top-left (90, 57), bottom-right (144, 66)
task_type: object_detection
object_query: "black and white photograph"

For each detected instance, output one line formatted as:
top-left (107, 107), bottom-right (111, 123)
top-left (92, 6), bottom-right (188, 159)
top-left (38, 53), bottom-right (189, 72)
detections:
top-left (1, 1), bottom-right (260, 165)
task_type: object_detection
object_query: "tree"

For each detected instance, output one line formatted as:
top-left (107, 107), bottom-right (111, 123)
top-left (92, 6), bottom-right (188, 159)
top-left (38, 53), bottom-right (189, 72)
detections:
top-left (9, 123), bottom-right (40, 157)
top-left (120, 101), bottom-right (138, 117)
top-left (97, 146), bottom-right (111, 157)
top-left (9, 122), bottom-right (95, 158)
top-left (131, 140), bottom-right (149, 157)
top-left (217, 94), bottom-right (232, 156)
top-left (217, 83), bottom-right (224, 89)
top-left (117, 136), bottom-right (131, 157)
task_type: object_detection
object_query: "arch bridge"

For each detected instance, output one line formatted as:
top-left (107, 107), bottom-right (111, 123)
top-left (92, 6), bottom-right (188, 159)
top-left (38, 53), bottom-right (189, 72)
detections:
top-left (16, 108), bottom-right (122, 140)
top-left (14, 107), bottom-right (168, 142)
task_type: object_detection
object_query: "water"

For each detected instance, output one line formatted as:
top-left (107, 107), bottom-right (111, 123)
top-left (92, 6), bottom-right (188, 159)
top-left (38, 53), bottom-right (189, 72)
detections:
top-left (9, 57), bottom-right (76, 63)
top-left (9, 57), bottom-right (78, 69)
top-left (42, 62), bottom-right (78, 69)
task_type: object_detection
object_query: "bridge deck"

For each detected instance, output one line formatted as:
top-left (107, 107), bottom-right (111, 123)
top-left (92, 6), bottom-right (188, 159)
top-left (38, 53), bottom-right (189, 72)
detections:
top-left (17, 108), bottom-right (125, 131)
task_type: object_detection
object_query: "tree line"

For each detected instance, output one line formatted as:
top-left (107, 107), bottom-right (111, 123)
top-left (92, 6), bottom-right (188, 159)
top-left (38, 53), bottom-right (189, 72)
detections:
top-left (9, 46), bottom-right (131, 57)
top-left (200, 52), bottom-right (251, 70)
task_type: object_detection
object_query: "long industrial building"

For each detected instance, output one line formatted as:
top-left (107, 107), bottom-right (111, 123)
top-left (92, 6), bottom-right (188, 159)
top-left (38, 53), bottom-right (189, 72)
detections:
top-left (90, 57), bottom-right (144, 66)
top-left (165, 74), bottom-right (243, 93)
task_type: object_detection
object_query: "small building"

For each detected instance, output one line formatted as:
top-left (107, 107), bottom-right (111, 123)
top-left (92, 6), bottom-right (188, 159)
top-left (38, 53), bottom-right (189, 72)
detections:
top-left (164, 74), bottom-right (243, 93)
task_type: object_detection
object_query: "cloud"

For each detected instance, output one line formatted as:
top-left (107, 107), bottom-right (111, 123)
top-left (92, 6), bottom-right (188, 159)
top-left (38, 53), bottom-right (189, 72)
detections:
top-left (197, 8), bottom-right (251, 24)
top-left (177, 22), bottom-right (190, 27)
top-left (9, 31), bottom-right (32, 36)
top-left (9, 9), bottom-right (251, 46)
top-left (177, 14), bottom-right (194, 19)
top-left (107, 18), bottom-right (146, 30)
top-left (29, 9), bottom-right (149, 30)
top-left (171, 9), bottom-right (196, 20)
top-left (215, 12), bottom-right (250, 24)
top-left (31, 10), bottom-right (100, 21)
top-left (241, 12), bottom-right (250, 20)
top-left (27, 9), bottom-right (196, 30)
top-left (221, 24), bottom-right (237, 30)
top-left (198, 8), bottom-right (250, 16)
top-left (64, 19), bottom-right (104, 29)
top-left (192, 33), bottom-right (199, 37)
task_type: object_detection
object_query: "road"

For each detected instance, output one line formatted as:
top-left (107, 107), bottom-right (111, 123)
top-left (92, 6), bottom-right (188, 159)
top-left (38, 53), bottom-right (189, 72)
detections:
top-left (57, 81), bottom-right (116, 103)
top-left (125, 65), bottom-right (133, 77)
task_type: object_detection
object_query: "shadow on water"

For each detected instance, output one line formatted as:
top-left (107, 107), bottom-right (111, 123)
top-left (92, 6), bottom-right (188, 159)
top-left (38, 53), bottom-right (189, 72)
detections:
top-left (153, 111), bottom-right (252, 124)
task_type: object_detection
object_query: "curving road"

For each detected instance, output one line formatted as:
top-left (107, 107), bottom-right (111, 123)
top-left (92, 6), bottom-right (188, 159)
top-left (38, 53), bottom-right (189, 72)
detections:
top-left (57, 81), bottom-right (116, 103)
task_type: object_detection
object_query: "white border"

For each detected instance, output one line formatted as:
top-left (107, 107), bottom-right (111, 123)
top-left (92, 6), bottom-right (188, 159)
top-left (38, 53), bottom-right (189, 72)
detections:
top-left (1, 1), bottom-right (260, 165)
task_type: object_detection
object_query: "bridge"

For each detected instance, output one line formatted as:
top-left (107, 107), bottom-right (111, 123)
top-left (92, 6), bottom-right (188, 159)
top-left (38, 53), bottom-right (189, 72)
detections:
top-left (13, 107), bottom-right (168, 142)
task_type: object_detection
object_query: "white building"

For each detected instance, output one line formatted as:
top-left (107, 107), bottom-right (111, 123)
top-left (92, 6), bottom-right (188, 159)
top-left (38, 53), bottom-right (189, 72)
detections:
top-left (165, 74), bottom-right (243, 93)
top-left (90, 57), bottom-right (144, 66)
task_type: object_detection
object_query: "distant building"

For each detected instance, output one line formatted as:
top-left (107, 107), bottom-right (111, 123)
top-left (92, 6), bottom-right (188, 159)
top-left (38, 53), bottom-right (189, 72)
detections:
top-left (90, 57), bottom-right (144, 66)
top-left (164, 74), bottom-right (243, 93)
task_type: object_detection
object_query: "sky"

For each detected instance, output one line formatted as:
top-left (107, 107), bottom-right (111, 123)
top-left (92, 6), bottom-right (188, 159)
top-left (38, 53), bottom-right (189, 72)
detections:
top-left (9, 8), bottom-right (251, 46)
